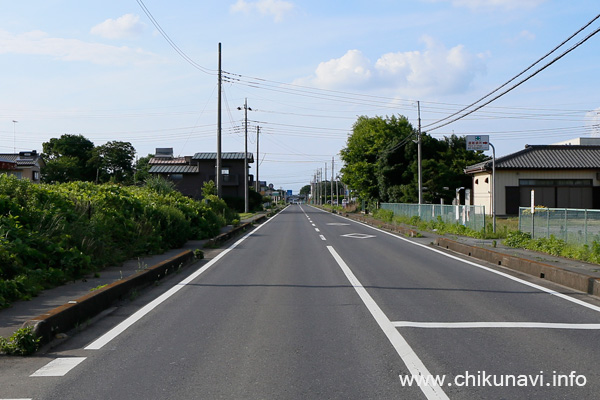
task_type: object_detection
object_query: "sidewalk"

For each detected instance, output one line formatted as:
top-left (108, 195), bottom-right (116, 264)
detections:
top-left (0, 213), bottom-right (267, 341)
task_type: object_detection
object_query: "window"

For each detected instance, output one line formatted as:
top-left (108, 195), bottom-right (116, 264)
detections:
top-left (32, 171), bottom-right (40, 181)
top-left (221, 167), bottom-right (230, 175)
top-left (170, 174), bottom-right (183, 180)
top-left (519, 179), bottom-right (592, 187)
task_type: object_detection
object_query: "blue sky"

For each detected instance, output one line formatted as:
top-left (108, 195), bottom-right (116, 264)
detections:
top-left (1, 0), bottom-right (599, 192)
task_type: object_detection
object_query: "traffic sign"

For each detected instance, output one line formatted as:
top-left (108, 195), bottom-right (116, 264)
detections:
top-left (466, 135), bottom-right (490, 151)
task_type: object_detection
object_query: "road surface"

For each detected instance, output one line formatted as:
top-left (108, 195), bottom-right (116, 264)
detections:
top-left (2, 205), bottom-right (600, 399)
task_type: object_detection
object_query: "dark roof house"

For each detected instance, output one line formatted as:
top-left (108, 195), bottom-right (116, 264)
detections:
top-left (465, 144), bottom-right (600, 215)
top-left (0, 151), bottom-right (45, 183)
top-left (148, 148), bottom-right (254, 199)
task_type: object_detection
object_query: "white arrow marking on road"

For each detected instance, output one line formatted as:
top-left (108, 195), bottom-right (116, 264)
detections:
top-left (341, 233), bottom-right (376, 239)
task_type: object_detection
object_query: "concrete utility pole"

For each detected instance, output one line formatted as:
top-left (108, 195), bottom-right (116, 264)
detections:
top-left (331, 157), bottom-right (334, 206)
top-left (417, 101), bottom-right (423, 205)
top-left (255, 126), bottom-right (260, 192)
top-left (238, 98), bottom-right (250, 213)
top-left (216, 43), bottom-right (222, 198)
top-left (324, 162), bottom-right (328, 205)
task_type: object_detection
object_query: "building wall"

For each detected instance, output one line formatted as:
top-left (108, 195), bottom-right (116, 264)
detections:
top-left (471, 169), bottom-right (600, 215)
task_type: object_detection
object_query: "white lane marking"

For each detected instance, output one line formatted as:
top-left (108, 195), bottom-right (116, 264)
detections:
top-left (30, 357), bottom-right (86, 377)
top-left (393, 321), bottom-right (600, 329)
top-left (327, 246), bottom-right (448, 400)
top-left (311, 223), bottom-right (316, 227)
top-left (327, 223), bottom-right (350, 226)
top-left (325, 208), bottom-right (600, 315)
top-left (85, 209), bottom-right (284, 350)
top-left (315, 228), bottom-right (320, 232)
top-left (320, 235), bottom-right (327, 241)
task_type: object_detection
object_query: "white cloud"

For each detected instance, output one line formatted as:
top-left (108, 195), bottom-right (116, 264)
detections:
top-left (296, 37), bottom-right (486, 97)
top-left (91, 14), bottom-right (145, 40)
top-left (230, 0), bottom-right (295, 22)
top-left (0, 29), bottom-right (161, 66)
top-left (586, 107), bottom-right (600, 137)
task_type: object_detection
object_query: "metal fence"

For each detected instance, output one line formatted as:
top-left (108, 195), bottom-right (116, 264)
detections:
top-left (518, 207), bottom-right (600, 246)
top-left (380, 203), bottom-right (486, 231)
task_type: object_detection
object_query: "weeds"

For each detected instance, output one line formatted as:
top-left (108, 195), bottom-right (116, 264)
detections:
top-left (0, 326), bottom-right (41, 356)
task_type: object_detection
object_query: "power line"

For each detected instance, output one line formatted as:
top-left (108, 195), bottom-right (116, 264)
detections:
top-left (424, 14), bottom-right (600, 131)
top-left (136, 0), bottom-right (217, 75)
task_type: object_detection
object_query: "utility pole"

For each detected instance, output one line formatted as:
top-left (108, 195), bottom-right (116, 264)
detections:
top-left (255, 126), bottom-right (260, 192)
top-left (216, 43), bottom-right (222, 198)
top-left (324, 163), bottom-right (327, 205)
top-left (331, 157), bottom-right (334, 206)
top-left (242, 98), bottom-right (249, 213)
top-left (417, 100), bottom-right (423, 205)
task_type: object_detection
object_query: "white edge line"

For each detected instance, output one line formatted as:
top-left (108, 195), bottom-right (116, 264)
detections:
top-left (392, 321), bottom-right (600, 329)
top-left (318, 206), bottom-right (600, 315)
top-left (85, 210), bottom-right (284, 350)
top-left (327, 246), bottom-right (449, 400)
top-left (30, 357), bottom-right (87, 377)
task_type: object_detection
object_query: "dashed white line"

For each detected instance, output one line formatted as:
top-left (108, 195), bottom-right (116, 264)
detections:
top-left (30, 357), bottom-right (87, 377)
top-left (311, 223), bottom-right (316, 227)
top-left (320, 235), bottom-right (327, 241)
top-left (327, 246), bottom-right (448, 400)
top-left (393, 321), bottom-right (600, 329)
top-left (315, 228), bottom-right (320, 232)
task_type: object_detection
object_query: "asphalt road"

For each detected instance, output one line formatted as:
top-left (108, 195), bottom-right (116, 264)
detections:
top-left (2, 205), bottom-right (600, 399)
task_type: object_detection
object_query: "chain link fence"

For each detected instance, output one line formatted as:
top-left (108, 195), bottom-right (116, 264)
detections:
top-left (380, 203), bottom-right (486, 231)
top-left (519, 207), bottom-right (600, 246)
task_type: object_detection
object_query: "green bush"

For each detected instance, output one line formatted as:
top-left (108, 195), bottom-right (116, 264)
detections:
top-left (0, 326), bottom-right (41, 356)
top-left (0, 175), bottom-right (225, 308)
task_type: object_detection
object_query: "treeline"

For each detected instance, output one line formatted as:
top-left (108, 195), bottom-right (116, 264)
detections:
top-left (340, 115), bottom-right (488, 205)
top-left (42, 133), bottom-right (150, 184)
top-left (0, 175), bottom-right (228, 308)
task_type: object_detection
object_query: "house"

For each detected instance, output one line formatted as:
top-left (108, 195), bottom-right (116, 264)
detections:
top-left (148, 148), bottom-right (254, 199)
top-left (465, 142), bottom-right (600, 215)
top-left (0, 151), bottom-right (45, 183)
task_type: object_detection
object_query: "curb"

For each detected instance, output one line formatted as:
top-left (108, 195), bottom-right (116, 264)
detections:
top-left (205, 215), bottom-right (267, 248)
top-left (434, 237), bottom-right (600, 296)
top-left (25, 250), bottom-right (194, 346)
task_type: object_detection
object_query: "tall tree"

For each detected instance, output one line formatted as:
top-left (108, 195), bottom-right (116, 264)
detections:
top-left (42, 134), bottom-right (96, 183)
top-left (89, 141), bottom-right (136, 183)
top-left (340, 115), bottom-right (415, 202)
top-left (341, 115), bottom-right (488, 205)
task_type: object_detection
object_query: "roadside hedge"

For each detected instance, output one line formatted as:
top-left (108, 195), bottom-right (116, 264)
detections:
top-left (0, 175), bottom-right (222, 308)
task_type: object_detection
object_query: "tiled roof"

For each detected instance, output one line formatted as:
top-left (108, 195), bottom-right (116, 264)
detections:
top-left (0, 154), bottom-right (42, 167)
top-left (192, 152), bottom-right (254, 162)
top-left (148, 165), bottom-right (199, 174)
top-left (465, 145), bottom-right (600, 173)
top-left (148, 157), bottom-right (189, 165)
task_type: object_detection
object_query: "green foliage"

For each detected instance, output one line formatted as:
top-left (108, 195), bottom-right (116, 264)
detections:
top-left (201, 180), bottom-right (216, 197)
top-left (89, 141), bottom-right (136, 184)
top-left (0, 175), bottom-right (223, 308)
top-left (144, 175), bottom-right (176, 195)
top-left (0, 326), bottom-right (41, 356)
top-left (299, 184), bottom-right (311, 196)
top-left (134, 154), bottom-right (154, 183)
top-left (340, 115), bottom-right (488, 204)
top-left (42, 134), bottom-right (96, 183)
top-left (372, 209), bottom-right (394, 223)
